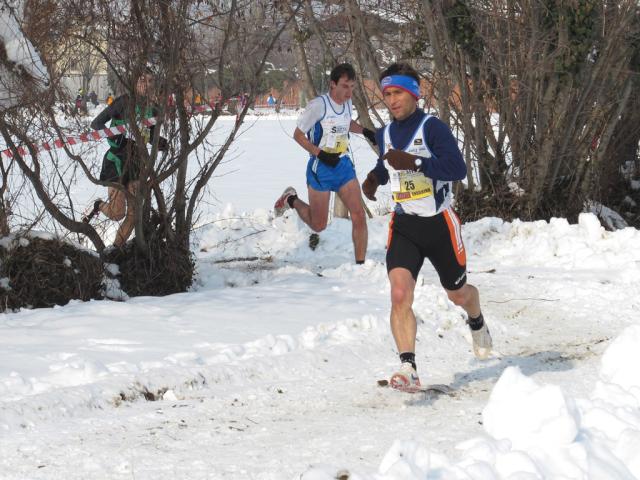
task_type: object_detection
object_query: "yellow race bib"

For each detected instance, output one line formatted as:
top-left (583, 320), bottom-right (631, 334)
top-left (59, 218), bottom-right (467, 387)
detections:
top-left (323, 133), bottom-right (349, 154)
top-left (390, 170), bottom-right (433, 202)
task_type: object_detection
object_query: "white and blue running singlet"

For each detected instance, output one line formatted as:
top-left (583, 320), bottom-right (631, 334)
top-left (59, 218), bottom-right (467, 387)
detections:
top-left (297, 94), bottom-right (356, 192)
top-left (305, 95), bottom-right (352, 169)
top-left (380, 115), bottom-right (454, 216)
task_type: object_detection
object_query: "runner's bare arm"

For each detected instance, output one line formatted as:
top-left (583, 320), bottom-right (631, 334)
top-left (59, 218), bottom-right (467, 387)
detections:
top-left (293, 127), bottom-right (321, 157)
top-left (349, 120), bottom-right (363, 134)
top-left (350, 120), bottom-right (377, 145)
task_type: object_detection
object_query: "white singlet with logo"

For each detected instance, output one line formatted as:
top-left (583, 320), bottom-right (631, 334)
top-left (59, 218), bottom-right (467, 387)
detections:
top-left (382, 115), bottom-right (453, 217)
top-left (299, 94), bottom-right (352, 172)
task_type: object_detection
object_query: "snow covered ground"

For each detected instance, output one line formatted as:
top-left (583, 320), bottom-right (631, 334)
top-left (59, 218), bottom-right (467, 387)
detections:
top-left (2, 115), bottom-right (640, 479)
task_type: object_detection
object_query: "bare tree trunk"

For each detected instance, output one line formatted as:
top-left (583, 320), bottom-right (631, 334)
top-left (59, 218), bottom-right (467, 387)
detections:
top-left (286, 4), bottom-right (317, 102)
top-left (344, 0), bottom-right (379, 131)
top-left (580, 76), bottom-right (634, 198)
top-left (600, 78), bottom-right (640, 186)
top-left (0, 156), bottom-right (11, 236)
top-left (421, 0), bottom-right (455, 125)
top-left (0, 200), bottom-right (9, 237)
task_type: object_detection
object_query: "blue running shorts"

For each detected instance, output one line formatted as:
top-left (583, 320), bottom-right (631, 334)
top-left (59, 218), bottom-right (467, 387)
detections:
top-left (306, 155), bottom-right (357, 192)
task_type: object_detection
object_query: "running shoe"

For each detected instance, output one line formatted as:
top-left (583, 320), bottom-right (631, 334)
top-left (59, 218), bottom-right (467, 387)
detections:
top-left (469, 321), bottom-right (493, 360)
top-left (389, 362), bottom-right (421, 392)
top-left (273, 186), bottom-right (296, 217)
top-left (81, 199), bottom-right (104, 224)
top-left (309, 233), bottom-right (319, 250)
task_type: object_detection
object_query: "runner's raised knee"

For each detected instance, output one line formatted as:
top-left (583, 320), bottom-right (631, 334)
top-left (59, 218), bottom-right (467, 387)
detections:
top-left (310, 219), bottom-right (327, 232)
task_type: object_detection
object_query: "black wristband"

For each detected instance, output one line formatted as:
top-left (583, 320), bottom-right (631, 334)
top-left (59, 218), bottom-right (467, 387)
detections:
top-left (362, 128), bottom-right (377, 145)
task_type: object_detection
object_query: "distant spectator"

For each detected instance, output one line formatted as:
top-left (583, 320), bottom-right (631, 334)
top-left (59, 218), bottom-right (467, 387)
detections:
top-left (267, 93), bottom-right (276, 108)
top-left (106, 93), bottom-right (114, 105)
top-left (89, 90), bottom-right (98, 107)
top-left (236, 92), bottom-right (249, 123)
top-left (74, 94), bottom-right (87, 115)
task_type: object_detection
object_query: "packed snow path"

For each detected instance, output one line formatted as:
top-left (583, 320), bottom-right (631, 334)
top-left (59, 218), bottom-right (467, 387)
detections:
top-left (1, 213), bottom-right (640, 479)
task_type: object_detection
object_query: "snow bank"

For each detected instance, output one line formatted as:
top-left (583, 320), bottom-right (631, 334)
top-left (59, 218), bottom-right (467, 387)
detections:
top-left (198, 208), bottom-right (640, 274)
top-left (464, 213), bottom-right (640, 276)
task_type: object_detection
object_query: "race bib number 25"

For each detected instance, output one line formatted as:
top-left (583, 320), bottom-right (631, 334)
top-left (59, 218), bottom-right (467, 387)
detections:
top-left (390, 170), bottom-right (433, 202)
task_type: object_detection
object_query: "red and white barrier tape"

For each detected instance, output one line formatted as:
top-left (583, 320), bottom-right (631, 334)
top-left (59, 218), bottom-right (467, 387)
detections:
top-left (0, 104), bottom-right (213, 160)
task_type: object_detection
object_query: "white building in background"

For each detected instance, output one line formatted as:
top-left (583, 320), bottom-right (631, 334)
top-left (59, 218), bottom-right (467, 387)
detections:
top-left (57, 30), bottom-right (110, 101)
top-left (61, 69), bottom-right (109, 102)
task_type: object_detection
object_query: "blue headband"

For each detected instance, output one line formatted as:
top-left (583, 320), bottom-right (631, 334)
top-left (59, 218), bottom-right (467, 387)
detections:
top-left (381, 74), bottom-right (420, 99)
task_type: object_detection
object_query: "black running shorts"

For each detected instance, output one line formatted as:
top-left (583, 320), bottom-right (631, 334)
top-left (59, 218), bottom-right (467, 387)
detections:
top-left (99, 139), bottom-right (140, 186)
top-left (386, 210), bottom-right (467, 291)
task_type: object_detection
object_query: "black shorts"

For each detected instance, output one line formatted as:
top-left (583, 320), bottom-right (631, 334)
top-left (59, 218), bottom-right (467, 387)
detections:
top-left (99, 139), bottom-right (140, 185)
top-left (386, 210), bottom-right (467, 290)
